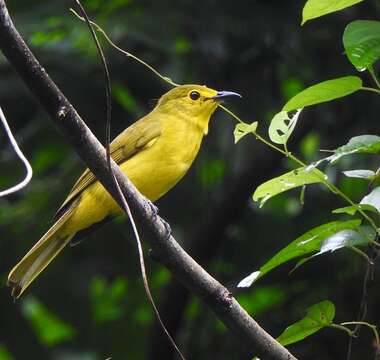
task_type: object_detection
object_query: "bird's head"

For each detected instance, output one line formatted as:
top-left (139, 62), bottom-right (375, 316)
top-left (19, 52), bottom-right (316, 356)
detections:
top-left (156, 85), bottom-right (241, 132)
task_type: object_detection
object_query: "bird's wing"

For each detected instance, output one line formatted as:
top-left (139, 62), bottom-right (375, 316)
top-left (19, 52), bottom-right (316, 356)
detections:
top-left (53, 115), bottom-right (161, 220)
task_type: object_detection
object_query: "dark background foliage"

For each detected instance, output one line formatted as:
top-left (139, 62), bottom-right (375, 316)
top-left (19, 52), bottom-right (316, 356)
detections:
top-left (0, 0), bottom-right (379, 359)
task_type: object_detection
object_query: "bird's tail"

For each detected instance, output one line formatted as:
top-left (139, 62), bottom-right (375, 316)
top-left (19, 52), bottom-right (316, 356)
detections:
top-left (7, 212), bottom-right (74, 299)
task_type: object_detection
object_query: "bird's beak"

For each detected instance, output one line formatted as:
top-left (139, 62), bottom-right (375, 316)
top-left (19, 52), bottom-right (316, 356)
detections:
top-left (212, 91), bottom-right (242, 100)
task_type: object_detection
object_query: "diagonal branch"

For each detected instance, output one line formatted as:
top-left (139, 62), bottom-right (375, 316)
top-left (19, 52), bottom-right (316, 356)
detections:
top-left (0, 2), bottom-right (295, 359)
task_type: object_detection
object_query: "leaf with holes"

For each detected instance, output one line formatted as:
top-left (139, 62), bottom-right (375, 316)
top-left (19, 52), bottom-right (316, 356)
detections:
top-left (237, 220), bottom-right (361, 287)
top-left (277, 301), bottom-right (335, 346)
top-left (343, 20), bottom-right (380, 71)
top-left (302, 0), bottom-right (364, 25)
top-left (283, 76), bottom-right (362, 112)
top-left (253, 167), bottom-right (325, 208)
top-left (269, 110), bottom-right (302, 145)
top-left (234, 121), bottom-right (258, 144)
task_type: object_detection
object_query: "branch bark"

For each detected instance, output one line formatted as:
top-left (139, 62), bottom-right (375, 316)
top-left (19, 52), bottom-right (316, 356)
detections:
top-left (0, 2), bottom-right (296, 359)
top-left (150, 146), bottom-right (283, 359)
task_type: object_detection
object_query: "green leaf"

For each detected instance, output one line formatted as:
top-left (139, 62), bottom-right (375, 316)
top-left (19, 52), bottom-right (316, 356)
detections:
top-left (291, 225), bottom-right (375, 272)
top-left (253, 167), bottom-right (325, 207)
top-left (327, 135), bottom-right (380, 163)
top-left (360, 186), bottom-right (380, 212)
top-left (22, 297), bottom-right (76, 346)
top-left (277, 301), bottom-right (335, 346)
top-left (343, 169), bottom-right (376, 180)
top-left (234, 121), bottom-right (258, 144)
top-left (332, 204), bottom-right (378, 216)
top-left (302, 0), bottom-right (364, 25)
top-left (269, 110), bottom-right (302, 145)
top-left (316, 226), bottom-right (375, 255)
top-left (343, 20), bottom-right (380, 71)
top-left (237, 220), bottom-right (361, 287)
top-left (283, 76), bottom-right (362, 112)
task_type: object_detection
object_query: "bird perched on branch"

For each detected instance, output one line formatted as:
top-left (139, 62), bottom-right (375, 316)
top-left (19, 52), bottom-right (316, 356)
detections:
top-left (8, 84), bottom-right (241, 298)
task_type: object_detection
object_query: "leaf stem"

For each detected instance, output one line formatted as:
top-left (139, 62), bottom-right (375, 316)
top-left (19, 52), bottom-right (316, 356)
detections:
top-left (329, 323), bottom-right (355, 337)
top-left (340, 321), bottom-right (380, 350)
top-left (70, 8), bottom-right (179, 88)
top-left (225, 112), bottom-right (380, 233)
top-left (368, 66), bottom-right (380, 90)
top-left (349, 246), bottom-right (373, 264)
top-left (361, 86), bottom-right (380, 95)
top-left (219, 104), bottom-right (244, 124)
top-left (69, 10), bottom-right (379, 234)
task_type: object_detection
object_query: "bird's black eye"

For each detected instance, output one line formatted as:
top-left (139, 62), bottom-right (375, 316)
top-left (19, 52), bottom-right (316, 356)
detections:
top-left (189, 91), bottom-right (200, 101)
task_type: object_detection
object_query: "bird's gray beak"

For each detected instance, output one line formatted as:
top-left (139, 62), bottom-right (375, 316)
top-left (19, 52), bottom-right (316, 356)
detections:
top-left (212, 91), bottom-right (242, 100)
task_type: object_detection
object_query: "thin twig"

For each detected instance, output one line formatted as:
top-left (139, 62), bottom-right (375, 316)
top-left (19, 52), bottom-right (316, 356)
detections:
top-left (68, 13), bottom-right (378, 234)
top-left (74, 2), bottom-right (185, 359)
top-left (341, 321), bottom-right (380, 349)
top-left (0, 2), bottom-right (297, 358)
top-left (0, 105), bottom-right (33, 197)
top-left (70, 8), bottom-right (179, 88)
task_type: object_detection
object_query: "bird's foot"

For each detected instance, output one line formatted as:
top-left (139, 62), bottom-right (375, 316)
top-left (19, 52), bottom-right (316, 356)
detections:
top-left (146, 199), bottom-right (159, 219)
top-left (145, 199), bottom-right (171, 239)
top-left (161, 218), bottom-right (172, 240)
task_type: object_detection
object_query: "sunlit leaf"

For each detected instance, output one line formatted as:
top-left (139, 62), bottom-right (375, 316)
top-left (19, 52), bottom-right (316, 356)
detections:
top-left (269, 110), bottom-right (302, 144)
top-left (253, 167), bottom-right (325, 207)
top-left (22, 297), bottom-right (76, 346)
top-left (316, 227), bottom-right (375, 255)
top-left (343, 20), bottom-right (380, 71)
top-left (343, 169), bottom-right (376, 180)
top-left (302, 0), bottom-right (364, 25)
top-left (292, 225), bottom-right (375, 272)
top-left (277, 301), bottom-right (335, 346)
top-left (332, 204), bottom-right (378, 216)
top-left (360, 186), bottom-right (380, 212)
top-left (234, 121), bottom-right (258, 144)
top-left (327, 135), bottom-right (380, 163)
top-left (283, 77), bottom-right (362, 112)
top-left (238, 220), bottom-right (361, 287)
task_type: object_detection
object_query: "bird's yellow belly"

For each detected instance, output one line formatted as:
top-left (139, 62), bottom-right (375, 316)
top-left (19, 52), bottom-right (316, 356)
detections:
top-left (63, 138), bottom-right (198, 236)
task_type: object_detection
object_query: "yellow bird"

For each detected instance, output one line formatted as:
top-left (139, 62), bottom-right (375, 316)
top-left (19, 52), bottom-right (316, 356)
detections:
top-left (8, 84), bottom-right (241, 298)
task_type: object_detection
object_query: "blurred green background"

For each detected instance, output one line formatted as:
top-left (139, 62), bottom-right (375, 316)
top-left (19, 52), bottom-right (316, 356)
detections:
top-left (1, 0), bottom-right (380, 359)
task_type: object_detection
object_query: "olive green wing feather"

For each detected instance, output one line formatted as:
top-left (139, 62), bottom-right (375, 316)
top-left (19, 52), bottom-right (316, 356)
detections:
top-left (53, 115), bottom-right (161, 220)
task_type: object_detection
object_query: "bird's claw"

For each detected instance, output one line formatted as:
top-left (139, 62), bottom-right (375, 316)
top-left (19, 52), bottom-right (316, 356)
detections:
top-left (145, 199), bottom-right (171, 239)
top-left (161, 218), bottom-right (172, 240)
top-left (146, 199), bottom-right (159, 219)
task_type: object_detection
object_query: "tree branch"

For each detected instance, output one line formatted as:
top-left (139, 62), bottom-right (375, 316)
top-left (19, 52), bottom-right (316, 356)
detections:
top-left (0, 2), bottom-right (295, 359)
